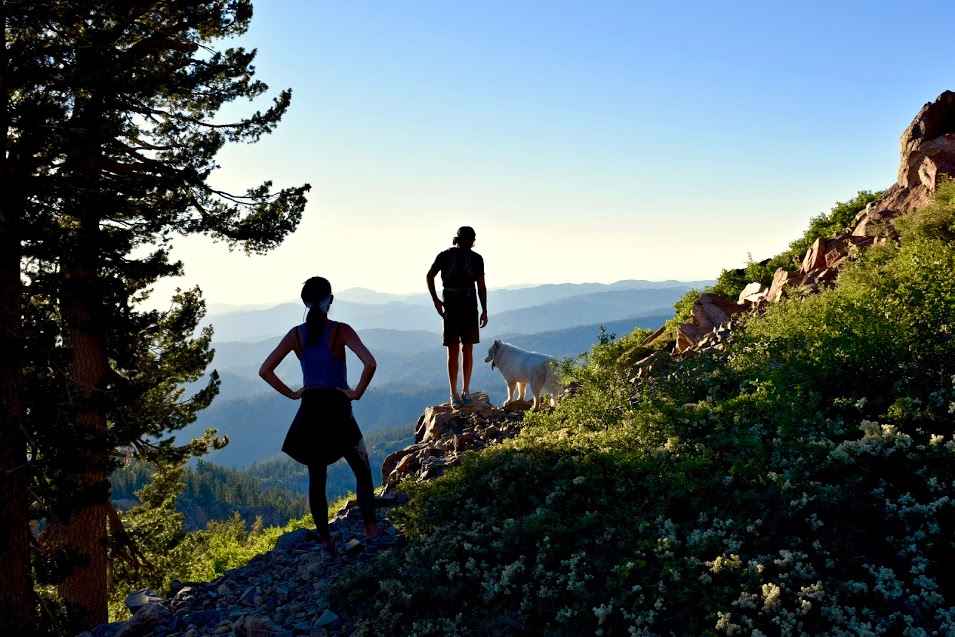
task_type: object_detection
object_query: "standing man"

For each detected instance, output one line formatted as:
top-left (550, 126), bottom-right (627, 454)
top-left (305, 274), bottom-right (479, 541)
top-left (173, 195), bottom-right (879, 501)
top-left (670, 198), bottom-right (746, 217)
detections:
top-left (427, 226), bottom-right (488, 406)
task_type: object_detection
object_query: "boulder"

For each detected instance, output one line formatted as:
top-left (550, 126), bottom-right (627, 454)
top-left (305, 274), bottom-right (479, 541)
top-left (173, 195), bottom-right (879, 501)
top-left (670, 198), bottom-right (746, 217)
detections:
top-left (673, 293), bottom-right (747, 353)
top-left (115, 603), bottom-right (171, 637)
top-left (383, 397), bottom-right (526, 489)
top-left (393, 452), bottom-right (418, 476)
top-left (234, 614), bottom-right (290, 637)
top-left (640, 324), bottom-right (667, 346)
top-left (274, 528), bottom-right (311, 552)
top-left (675, 323), bottom-right (706, 354)
top-left (860, 91), bottom-right (955, 225)
top-left (898, 90), bottom-right (955, 191)
top-left (381, 442), bottom-right (426, 478)
top-left (766, 268), bottom-right (804, 303)
top-left (415, 407), bottom-right (457, 443)
top-left (800, 237), bottom-right (828, 273)
top-left (125, 589), bottom-right (163, 614)
top-left (692, 293), bottom-right (745, 331)
top-left (737, 282), bottom-right (764, 305)
top-left (315, 609), bottom-right (339, 627)
top-left (503, 399), bottom-right (533, 412)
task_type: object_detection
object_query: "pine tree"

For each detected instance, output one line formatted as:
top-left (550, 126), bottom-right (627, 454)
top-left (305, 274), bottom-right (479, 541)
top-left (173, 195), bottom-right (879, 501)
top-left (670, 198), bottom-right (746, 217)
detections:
top-left (7, 1), bottom-right (310, 630)
top-left (0, 3), bottom-right (68, 631)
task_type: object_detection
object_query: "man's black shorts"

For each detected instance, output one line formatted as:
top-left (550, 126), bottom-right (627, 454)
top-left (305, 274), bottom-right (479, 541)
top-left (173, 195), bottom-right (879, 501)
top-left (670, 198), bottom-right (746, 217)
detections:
top-left (442, 289), bottom-right (479, 346)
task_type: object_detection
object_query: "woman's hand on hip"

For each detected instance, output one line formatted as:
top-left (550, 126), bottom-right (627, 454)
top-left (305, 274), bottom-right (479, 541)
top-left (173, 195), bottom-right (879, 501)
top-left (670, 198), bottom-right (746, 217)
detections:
top-left (289, 388), bottom-right (304, 400)
top-left (338, 387), bottom-right (361, 401)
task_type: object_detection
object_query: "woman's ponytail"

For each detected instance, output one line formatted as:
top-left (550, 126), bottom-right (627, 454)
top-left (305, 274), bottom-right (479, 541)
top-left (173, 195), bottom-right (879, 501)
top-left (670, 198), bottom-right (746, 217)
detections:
top-left (301, 277), bottom-right (333, 347)
top-left (304, 305), bottom-right (326, 347)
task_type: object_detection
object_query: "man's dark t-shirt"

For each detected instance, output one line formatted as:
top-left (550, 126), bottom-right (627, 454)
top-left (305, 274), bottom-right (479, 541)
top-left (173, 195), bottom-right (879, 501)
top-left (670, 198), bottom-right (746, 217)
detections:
top-left (430, 247), bottom-right (484, 345)
top-left (430, 247), bottom-right (485, 290)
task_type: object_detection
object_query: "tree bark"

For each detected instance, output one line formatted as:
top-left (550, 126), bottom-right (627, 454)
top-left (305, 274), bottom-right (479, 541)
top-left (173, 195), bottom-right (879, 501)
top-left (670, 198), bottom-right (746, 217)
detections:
top-left (0, 9), bottom-right (37, 633)
top-left (0, 188), bottom-right (35, 635)
top-left (58, 229), bottom-right (111, 629)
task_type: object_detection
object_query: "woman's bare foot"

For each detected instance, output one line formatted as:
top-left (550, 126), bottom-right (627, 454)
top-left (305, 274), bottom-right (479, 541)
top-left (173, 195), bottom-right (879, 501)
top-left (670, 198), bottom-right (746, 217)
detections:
top-left (318, 536), bottom-right (338, 555)
top-left (306, 529), bottom-right (338, 555)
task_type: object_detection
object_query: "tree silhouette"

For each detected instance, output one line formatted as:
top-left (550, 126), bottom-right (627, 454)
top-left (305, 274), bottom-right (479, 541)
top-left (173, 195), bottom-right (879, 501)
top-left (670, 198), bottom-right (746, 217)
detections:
top-left (3, 1), bottom-right (309, 630)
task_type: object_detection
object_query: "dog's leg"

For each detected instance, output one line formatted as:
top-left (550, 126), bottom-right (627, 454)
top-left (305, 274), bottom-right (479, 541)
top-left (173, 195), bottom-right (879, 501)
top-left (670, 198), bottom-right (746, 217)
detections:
top-left (518, 382), bottom-right (527, 402)
top-left (504, 380), bottom-right (517, 406)
top-left (529, 381), bottom-right (541, 410)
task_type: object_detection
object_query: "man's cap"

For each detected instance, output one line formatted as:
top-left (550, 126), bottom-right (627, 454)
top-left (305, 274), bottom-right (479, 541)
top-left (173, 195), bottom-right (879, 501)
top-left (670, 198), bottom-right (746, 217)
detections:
top-left (453, 226), bottom-right (476, 244)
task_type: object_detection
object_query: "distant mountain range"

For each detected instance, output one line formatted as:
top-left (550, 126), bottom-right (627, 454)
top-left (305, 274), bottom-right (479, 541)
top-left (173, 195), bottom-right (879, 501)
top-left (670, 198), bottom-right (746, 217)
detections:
top-left (201, 280), bottom-right (706, 342)
top-left (332, 279), bottom-right (711, 309)
top-left (178, 279), bottom-right (707, 467)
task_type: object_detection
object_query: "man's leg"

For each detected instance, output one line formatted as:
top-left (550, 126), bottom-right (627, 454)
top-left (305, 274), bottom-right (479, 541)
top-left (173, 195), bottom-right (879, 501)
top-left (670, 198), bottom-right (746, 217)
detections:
top-left (461, 342), bottom-right (473, 397)
top-left (447, 343), bottom-right (460, 401)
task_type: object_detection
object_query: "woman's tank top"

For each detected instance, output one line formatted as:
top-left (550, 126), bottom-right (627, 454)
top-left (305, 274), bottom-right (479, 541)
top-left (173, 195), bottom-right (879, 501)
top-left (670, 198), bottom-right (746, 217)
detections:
top-left (298, 321), bottom-right (347, 390)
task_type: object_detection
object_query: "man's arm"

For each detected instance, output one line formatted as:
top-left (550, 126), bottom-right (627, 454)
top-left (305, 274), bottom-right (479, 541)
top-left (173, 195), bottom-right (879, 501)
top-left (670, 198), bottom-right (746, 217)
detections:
top-left (426, 262), bottom-right (445, 317)
top-left (477, 274), bottom-right (488, 328)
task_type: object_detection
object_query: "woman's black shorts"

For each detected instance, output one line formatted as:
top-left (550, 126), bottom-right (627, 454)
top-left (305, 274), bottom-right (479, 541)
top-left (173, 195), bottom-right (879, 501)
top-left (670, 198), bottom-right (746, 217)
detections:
top-left (282, 388), bottom-right (363, 466)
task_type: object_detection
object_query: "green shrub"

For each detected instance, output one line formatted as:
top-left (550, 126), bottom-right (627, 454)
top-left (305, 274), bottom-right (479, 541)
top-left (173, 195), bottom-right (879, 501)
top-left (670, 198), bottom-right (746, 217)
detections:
top-left (108, 469), bottom-right (352, 621)
top-left (662, 288), bottom-right (701, 338)
top-left (331, 187), bottom-right (955, 636)
top-left (784, 190), bottom-right (882, 263)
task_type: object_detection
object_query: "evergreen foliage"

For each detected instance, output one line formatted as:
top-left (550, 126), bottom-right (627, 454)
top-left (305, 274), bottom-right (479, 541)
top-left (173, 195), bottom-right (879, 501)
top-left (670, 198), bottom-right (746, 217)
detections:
top-left (3, 1), bottom-right (308, 631)
top-left (112, 460), bottom-right (307, 531)
top-left (106, 462), bottom-right (353, 622)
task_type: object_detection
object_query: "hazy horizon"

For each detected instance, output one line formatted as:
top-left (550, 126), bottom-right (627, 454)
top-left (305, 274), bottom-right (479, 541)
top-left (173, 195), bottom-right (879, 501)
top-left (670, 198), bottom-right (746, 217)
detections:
top-left (203, 277), bottom-right (712, 317)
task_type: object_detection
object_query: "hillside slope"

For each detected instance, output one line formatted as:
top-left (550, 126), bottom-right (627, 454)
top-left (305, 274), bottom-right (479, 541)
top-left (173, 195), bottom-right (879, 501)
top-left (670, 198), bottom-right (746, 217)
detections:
top-left (96, 91), bottom-right (955, 637)
top-left (322, 91), bottom-right (955, 635)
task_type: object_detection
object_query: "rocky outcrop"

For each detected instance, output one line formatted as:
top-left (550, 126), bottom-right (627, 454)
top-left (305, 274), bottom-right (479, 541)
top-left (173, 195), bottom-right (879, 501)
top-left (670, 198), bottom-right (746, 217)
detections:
top-left (380, 392), bottom-right (526, 492)
top-left (661, 90), bottom-right (955, 356)
top-left (890, 90), bottom-right (955, 208)
top-left (839, 91), bottom-right (955, 239)
top-left (674, 293), bottom-right (748, 354)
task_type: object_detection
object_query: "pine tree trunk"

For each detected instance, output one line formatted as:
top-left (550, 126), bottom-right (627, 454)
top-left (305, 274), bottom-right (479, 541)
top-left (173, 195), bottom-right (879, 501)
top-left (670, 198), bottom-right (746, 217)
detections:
top-left (0, 198), bottom-right (35, 635)
top-left (58, 228), bottom-right (110, 629)
top-left (0, 10), bottom-right (36, 632)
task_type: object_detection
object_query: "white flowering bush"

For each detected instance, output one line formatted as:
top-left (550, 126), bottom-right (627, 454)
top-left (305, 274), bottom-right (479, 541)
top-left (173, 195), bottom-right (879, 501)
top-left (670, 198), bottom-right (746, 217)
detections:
top-left (331, 187), bottom-right (955, 635)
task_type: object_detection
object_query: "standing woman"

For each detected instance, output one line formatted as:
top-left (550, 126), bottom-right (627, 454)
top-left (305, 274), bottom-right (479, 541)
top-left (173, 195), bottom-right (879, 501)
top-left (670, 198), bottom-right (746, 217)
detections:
top-left (258, 276), bottom-right (379, 551)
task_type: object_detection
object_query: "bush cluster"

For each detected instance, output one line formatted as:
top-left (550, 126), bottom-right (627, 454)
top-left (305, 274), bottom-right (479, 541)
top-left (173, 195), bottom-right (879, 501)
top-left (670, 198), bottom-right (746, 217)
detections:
top-left (330, 187), bottom-right (955, 636)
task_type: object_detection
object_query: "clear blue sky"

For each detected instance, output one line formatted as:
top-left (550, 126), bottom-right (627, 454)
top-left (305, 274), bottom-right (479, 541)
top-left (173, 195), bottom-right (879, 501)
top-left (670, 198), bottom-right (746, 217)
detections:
top-left (154, 0), bottom-right (955, 307)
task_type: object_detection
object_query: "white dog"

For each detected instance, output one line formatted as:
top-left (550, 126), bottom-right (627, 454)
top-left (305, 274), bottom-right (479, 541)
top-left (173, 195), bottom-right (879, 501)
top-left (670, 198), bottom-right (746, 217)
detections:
top-left (484, 340), bottom-right (562, 409)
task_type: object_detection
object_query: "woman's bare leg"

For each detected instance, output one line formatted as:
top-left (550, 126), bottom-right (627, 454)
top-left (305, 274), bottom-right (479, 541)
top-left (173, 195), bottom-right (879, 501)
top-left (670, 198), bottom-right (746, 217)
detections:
top-left (307, 463), bottom-right (336, 551)
top-left (343, 440), bottom-right (378, 538)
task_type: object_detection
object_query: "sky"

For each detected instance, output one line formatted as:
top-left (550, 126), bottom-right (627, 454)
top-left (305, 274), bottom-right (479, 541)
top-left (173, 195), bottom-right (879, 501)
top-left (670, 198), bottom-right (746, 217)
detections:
top-left (149, 0), bottom-right (955, 310)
